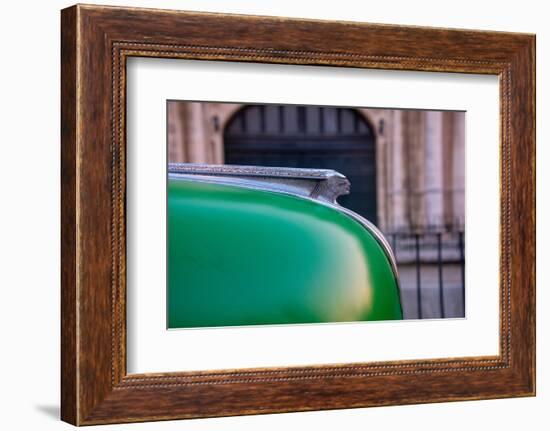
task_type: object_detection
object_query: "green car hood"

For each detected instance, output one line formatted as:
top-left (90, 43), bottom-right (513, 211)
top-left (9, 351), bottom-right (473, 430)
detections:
top-left (168, 164), bottom-right (402, 328)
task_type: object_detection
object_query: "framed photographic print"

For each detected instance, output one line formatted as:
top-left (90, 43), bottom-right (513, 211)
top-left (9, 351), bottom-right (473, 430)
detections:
top-left (61, 4), bottom-right (535, 425)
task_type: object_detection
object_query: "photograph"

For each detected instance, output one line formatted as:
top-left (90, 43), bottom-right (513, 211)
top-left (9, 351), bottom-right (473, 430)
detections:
top-left (167, 101), bottom-right (466, 328)
top-left (53, 3), bottom-right (536, 425)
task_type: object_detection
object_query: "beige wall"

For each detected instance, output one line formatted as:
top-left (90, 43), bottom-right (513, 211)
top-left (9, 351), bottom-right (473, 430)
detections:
top-left (168, 101), bottom-right (464, 233)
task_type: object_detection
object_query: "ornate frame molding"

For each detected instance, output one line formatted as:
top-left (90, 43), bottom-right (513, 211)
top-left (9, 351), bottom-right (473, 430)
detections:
top-left (61, 4), bottom-right (535, 425)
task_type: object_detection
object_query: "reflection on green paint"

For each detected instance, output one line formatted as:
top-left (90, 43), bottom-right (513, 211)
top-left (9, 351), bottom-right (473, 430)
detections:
top-left (168, 179), bottom-right (402, 329)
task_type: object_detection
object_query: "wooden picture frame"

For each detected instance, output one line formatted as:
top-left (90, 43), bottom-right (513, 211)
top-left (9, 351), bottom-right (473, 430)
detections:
top-left (61, 4), bottom-right (535, 425)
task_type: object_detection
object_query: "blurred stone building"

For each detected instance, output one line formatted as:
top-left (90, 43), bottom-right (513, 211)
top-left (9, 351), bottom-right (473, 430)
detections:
top-left (168, 101), bottom-right (465, 234)
top-left (168, 101), bottom-right (466, 319)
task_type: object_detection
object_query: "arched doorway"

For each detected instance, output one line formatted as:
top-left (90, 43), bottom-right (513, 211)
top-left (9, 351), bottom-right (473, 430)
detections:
top-left (224, 104), bottom-right (378, 225)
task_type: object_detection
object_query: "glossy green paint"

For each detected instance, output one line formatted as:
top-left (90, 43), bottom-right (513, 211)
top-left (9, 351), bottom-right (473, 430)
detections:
top-left (168, 179), bottom-right (402, 328)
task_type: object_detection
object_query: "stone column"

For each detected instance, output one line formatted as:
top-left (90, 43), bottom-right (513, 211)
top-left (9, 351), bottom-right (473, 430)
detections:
top-left (183, 102), bottom-right (208, 163)
top-left (452, 112), bottom-right (466, 229)
top-left (387, 109), bottom-right (408, 232)
top-left (404, 110), bottom-right (426, 231)
top-left (167, 101), bottom-right (186, 163)
top-left (423, 111), bottom-right (445, 229)
top-left (360, 108), bottom-right (389, 231)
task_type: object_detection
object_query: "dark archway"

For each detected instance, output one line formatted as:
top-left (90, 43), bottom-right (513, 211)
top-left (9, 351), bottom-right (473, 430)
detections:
top-left (224, 104), bottom-right (378, 225)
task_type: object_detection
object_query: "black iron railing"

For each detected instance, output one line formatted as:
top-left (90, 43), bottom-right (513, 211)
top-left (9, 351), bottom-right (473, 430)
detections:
top-left (386, 229), bottom-right (465, 320)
